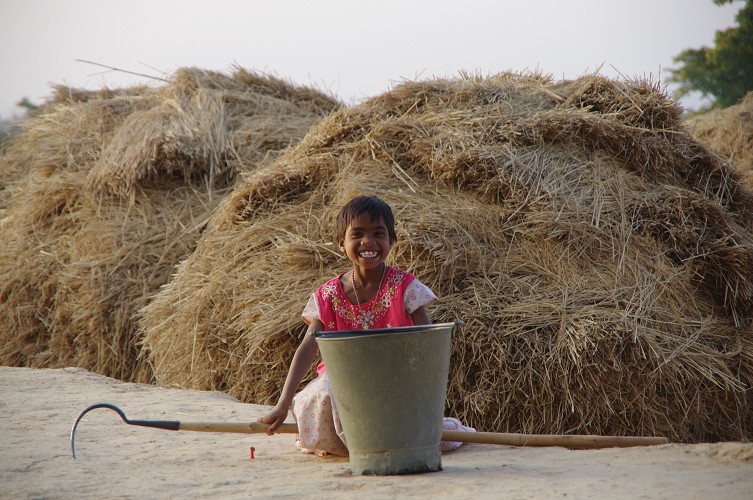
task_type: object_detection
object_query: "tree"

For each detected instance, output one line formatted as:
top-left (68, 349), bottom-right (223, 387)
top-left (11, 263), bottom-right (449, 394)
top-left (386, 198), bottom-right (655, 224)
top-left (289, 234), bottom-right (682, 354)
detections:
top-left (0, 98), bottom-right (39, 148)
top-left (16, 97), bottom-right (39, 113)
top-left (668, 0), bottom-right (753, 109)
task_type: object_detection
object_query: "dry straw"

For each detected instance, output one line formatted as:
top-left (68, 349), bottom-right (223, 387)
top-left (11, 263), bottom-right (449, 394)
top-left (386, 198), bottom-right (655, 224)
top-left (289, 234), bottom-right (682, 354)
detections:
top-left (686, 92), bottom-right (753, 190)
top-left (140, 73), bottom-right (753, 442)
top-left (0, 67), bottom-right (339, 381)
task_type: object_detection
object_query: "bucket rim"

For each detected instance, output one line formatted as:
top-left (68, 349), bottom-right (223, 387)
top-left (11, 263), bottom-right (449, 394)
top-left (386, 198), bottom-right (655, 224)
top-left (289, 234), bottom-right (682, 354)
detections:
top-left (314, 321), bottom-right (462, 340)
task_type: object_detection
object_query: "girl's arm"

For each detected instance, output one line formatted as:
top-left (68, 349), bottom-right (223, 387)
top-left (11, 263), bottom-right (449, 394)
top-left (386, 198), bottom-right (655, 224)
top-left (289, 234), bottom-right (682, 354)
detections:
top-left (258, 319), bottom-right (323, 433)
top-left (411, 306), bottom-right (431, 326)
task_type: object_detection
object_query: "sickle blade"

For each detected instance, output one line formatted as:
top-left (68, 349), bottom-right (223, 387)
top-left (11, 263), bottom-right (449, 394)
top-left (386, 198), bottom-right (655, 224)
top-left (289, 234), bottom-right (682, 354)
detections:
top-left (71, 403), bottom-right (130, 459)
top-left (70, 403), bottom-right (181, 459)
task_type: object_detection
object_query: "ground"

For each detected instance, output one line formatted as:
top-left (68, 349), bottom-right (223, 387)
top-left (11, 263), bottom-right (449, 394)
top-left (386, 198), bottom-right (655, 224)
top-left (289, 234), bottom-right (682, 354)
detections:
top-left (1, 366), bottom-right (751, 499)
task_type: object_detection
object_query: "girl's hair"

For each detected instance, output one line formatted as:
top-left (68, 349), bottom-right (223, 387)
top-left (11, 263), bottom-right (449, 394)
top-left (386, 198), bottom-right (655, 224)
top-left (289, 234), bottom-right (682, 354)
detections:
top-left (335, 195), bottom-right (398, 244)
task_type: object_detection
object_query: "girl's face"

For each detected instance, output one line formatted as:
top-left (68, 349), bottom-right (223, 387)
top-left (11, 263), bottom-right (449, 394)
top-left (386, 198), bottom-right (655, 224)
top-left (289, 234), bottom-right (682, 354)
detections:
top-left (338, 214), bottom-right (394, 270)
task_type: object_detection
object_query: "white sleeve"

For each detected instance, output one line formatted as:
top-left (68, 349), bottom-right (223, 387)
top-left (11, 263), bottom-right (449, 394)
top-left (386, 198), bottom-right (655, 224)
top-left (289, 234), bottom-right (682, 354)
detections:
top-left (302, 293), bottom-right (321, 324)
top-left (404, 278), bottom-right (437, 314)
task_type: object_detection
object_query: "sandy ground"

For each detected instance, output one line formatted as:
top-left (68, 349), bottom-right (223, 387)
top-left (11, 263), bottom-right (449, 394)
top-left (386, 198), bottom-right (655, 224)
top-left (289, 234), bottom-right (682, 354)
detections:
top-left (1, 366), bottom-right (751, 499)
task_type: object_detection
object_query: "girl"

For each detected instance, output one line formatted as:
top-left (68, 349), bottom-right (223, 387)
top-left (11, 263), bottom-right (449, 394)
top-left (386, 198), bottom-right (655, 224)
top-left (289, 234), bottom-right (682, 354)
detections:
top-left (259, 195), bottom-right (471, 455)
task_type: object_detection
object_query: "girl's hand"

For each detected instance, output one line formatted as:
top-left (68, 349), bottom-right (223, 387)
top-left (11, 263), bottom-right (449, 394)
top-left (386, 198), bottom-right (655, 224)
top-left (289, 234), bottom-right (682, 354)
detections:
top-left (258, 403), bottom-right (291, 435)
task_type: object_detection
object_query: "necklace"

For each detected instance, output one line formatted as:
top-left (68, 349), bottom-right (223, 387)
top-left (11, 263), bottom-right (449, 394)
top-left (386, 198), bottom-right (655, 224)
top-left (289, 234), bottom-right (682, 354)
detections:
top-left (352, 263), bottom-right (387, 319)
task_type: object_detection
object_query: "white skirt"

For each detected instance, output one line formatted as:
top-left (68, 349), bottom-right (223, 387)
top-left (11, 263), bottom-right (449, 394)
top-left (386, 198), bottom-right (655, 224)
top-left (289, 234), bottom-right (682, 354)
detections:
top-left (292, 373), bottom-right (349, 456)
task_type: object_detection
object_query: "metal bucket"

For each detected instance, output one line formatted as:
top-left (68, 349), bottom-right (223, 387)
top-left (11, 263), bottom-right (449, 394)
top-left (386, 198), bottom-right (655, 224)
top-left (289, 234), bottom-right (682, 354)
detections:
top-left (315, 322), bottom-right (457, 475)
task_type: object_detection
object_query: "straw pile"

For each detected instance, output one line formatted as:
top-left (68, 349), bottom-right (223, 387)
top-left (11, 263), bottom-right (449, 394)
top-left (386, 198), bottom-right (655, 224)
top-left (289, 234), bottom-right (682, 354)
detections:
top-left (687, 92), bottom-right (753, 190)
top-left (0, 68), bottom-right (339, 381)
top-left (140, 72), bottom-right (753, 442)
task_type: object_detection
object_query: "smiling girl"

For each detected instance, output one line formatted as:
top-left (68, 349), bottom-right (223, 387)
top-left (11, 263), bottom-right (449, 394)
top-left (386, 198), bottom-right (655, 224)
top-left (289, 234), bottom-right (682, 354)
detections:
top-left (259, 195), bottom-right (439, 456)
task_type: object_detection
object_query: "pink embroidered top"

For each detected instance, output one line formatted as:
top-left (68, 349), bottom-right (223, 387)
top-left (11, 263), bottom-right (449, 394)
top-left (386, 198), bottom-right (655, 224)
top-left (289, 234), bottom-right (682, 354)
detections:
top-left (302, 266), bottom-right (437, 374)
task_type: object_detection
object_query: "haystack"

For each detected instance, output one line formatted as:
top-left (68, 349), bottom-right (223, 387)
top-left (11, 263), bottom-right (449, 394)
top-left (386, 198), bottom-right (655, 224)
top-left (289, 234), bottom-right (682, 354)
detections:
top-left (140, 73), bottom-right (753, 442)
top-left (0, 68), bottom-right (340, 381)
top-left (687, 92), bottom-right (753, 190)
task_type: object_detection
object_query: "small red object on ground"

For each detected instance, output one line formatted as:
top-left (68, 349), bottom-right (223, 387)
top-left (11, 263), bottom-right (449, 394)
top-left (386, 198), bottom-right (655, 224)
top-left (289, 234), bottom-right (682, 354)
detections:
top-left (249, 447), bottom-right (255, 459)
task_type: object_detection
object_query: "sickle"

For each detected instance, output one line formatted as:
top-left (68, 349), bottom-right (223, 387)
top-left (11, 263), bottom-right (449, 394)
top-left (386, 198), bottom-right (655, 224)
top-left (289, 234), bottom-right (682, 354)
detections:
top-left (70, 402), bottom-right (298, 459)
top-left (71, 402), bottom-right (669, 459)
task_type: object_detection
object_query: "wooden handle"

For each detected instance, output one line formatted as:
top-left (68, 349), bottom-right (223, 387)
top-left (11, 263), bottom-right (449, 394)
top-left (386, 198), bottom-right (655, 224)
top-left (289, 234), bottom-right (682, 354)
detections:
top-left (441, 430), bottom-right (669, 448)
top-left (179, 421), bottom-right (299, 434)
top-left (180, 420), bottom-right (668, 449)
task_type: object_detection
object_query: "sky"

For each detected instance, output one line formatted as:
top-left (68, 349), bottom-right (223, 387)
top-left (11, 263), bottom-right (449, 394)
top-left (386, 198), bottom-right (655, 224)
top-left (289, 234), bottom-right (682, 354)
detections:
top-left (0, 0), bottom-right (743, 119)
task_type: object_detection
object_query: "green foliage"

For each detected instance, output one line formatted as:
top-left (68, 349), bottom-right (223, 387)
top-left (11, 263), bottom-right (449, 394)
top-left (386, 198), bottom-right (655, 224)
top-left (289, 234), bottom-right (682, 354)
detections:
top-left (16, 97), bottom-right (39, 113)
top-left (668, 0), bottom-right (753, 109)
top-left (0, 97), bottom-right (40, 149)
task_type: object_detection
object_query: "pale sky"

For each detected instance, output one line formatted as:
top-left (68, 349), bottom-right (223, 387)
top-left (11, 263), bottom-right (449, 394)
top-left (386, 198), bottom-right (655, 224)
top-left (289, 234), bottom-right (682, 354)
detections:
top-left (0, 0), bottom-right (742, 118)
